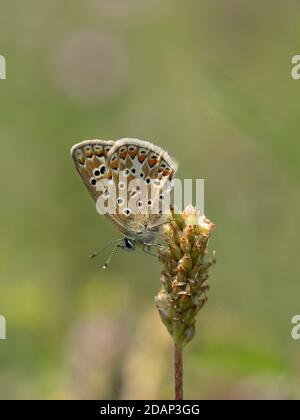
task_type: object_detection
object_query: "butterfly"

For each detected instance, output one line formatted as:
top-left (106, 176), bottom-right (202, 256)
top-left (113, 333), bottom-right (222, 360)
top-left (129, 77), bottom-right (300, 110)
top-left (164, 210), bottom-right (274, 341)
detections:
top-left (71, 138), bottom-right (178, 268)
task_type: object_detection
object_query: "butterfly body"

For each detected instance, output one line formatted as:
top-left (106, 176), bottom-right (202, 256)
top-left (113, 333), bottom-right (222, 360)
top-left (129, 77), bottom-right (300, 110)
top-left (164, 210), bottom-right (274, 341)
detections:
top-left (71, 138), bottom-right (177, 265)
top-left (128, 229), bottom-right (158, 246)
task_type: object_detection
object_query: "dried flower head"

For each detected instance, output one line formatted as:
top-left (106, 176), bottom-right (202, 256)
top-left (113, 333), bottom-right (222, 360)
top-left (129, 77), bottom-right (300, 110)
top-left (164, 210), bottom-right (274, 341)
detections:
top-left (156, 205), bottom-right (216, 347)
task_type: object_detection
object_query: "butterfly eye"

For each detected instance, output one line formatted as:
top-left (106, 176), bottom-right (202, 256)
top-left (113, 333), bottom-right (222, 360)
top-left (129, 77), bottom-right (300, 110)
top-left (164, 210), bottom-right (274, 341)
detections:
top-left (119, 182), bottom-right (125, 190)
top-left (99, 165), bottom-right (106, 175)
top-left (140, 172), bottom-right (144, 178)
top-left (131, 168), bottom-right (136, 175)
top-left (148, 200), bottom-right (152, 206)
top-left (90, 177), bottom-right (97, 186)
top-left (123, 208), bottom-right (131, 216)
top-left (138, 201), bottom-right (143, 208)
top-left (93, 168), bottom-right (101, 177)
top-left (145, 177), bottom-right (151, 184)
top-left (123, 169), bottom-right (130, 177)
top-left (117, 197), bottom-right (124, 206)
top-left (160, 194), bottom-right (164, 200)
top-left (104, 146), bottom-right (111, 153)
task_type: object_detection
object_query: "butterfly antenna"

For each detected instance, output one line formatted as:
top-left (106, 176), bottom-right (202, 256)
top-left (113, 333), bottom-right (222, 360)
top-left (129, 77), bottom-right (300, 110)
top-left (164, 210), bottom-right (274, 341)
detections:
top-left (89, 239), bottom-right (122, 259)
top-left (102, 242), bottom-right (120, 270)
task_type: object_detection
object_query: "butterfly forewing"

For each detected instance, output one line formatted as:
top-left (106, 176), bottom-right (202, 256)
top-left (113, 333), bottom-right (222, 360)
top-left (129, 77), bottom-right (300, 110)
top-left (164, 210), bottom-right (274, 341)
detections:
top-left (105, 138), bottom-right (178, 235)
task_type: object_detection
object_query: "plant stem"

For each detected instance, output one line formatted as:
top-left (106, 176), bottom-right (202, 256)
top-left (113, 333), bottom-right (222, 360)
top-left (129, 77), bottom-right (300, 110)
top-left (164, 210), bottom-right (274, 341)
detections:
top-left (174, 344), bottom-right (183, 400)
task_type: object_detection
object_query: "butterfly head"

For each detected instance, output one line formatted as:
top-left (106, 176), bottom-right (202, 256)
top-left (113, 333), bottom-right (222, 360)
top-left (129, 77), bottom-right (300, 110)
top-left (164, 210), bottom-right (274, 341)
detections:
top-left (119, 237), bottom-right (136, 252)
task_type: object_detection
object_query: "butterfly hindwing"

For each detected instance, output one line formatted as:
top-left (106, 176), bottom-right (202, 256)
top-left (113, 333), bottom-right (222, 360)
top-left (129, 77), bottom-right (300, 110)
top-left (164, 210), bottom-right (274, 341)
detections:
top-left (71, 140), bottom-right (114, 202)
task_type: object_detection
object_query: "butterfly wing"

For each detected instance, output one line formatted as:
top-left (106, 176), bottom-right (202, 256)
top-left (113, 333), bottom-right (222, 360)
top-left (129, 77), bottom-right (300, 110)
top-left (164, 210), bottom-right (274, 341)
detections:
top-left (71, 139), bottom-right (115, 202)
top-left (105, 138), bottom-right (178, 238)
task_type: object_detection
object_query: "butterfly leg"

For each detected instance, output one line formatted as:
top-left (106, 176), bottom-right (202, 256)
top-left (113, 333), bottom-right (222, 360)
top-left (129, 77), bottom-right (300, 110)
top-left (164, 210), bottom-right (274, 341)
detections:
top-left (143, 244), bottom-right (158, 257)
top-left (143, 242), bottom-right (167, 257)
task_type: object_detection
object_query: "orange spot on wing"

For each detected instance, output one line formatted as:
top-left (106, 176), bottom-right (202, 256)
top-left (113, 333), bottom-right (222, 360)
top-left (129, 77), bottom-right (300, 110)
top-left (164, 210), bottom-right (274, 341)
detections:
top-left (94, 149), bottom-right (104, 157)
top-left (163, 168), bottom-right (171, 176)
top-left (111, 160), bottom-right (119, 169)
top-left (148, 158), bottom-right (158, 167)
top-left (119, 149), bottom-right (127, 159)
top-left (84, 147), bottom-right (94, 158)
top-left (138, 154), bottom-right (147, 163)
top-left (75, 150), bottom-right (85, 165)
top-left (128, 149), bottom-right (138, 159)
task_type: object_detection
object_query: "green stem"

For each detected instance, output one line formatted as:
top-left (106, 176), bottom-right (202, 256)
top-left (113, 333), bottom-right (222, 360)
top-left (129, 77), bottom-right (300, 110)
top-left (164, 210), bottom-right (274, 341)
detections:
top-left (174, 344), bottom-right (183, 400)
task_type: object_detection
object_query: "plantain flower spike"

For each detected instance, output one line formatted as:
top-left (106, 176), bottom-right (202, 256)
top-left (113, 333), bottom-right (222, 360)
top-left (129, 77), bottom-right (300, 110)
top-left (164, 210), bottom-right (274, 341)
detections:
top-left (156, 205), bottom-right (216, 347)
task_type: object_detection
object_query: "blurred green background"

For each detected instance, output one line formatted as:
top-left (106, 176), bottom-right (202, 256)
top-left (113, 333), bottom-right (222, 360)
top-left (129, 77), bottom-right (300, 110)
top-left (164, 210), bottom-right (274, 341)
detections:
top-left (1, 0), bottom-right (300, 400)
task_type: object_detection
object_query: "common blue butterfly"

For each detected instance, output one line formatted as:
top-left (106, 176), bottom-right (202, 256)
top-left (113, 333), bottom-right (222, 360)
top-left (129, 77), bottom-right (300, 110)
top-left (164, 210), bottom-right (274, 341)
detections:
top-left (71, 138), bottom-right (178, 267)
